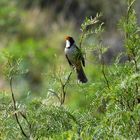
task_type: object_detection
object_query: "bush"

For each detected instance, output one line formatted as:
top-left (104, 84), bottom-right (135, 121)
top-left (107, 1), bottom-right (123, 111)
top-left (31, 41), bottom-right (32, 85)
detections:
top-left (0, 0), bottom-right (140, 139)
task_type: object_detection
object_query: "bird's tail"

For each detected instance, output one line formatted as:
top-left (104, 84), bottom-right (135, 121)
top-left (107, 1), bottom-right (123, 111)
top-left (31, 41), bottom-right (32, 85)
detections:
top-left (76, 67), bottom-right (88, 83)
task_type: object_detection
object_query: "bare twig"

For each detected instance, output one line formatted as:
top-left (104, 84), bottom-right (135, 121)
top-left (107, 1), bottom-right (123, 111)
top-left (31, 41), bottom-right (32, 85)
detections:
top-left (99, 46), bottom-right (110, 90)
top-left (7, 59), bottom-right (31, 138)
top-left (10, 77), bottom-right (28, 138)
top-left (48, 71), bottom-right (72, 105)
top-left (48, 89), bottom-right (61, 103)
top-left (19, 112), bottom-right (32, 136)
top-left (101, 60), bottom-right (110, 90)
top-left (60, 71), bottom-right (72, 105)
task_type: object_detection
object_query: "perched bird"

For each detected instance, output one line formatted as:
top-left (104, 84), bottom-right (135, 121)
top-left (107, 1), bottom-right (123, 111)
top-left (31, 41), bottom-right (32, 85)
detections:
top-left (64, 36), bottom-right (88, 83)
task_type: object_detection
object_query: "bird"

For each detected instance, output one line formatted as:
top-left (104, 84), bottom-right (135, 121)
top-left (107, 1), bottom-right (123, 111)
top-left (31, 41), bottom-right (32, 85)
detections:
top-left (64, 36), bottom-right (88, 83)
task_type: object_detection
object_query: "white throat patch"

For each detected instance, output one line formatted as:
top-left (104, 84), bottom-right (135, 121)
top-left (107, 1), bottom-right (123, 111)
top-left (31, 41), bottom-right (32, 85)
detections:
top-left (66, 40), bottom-right (70, 48)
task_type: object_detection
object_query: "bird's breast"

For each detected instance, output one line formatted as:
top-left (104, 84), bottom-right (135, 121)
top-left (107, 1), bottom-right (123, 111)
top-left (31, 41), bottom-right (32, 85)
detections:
top-left (65, 47), bottom-right (77, 62)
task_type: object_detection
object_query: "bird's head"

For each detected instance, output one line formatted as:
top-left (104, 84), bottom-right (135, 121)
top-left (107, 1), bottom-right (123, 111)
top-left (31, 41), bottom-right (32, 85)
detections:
top-left (65, 36), bottom-right (75, 48)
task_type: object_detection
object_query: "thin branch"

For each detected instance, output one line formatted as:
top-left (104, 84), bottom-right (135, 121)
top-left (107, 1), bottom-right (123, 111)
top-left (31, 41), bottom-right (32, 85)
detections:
top-left (79, 31), bottom-right (85, 49)
top-left (48, 89), bottom-right (61, 103)
top-left (99, 46), bottom-right (110, 90)
top-left (19, 112), bottom-right (32, 136)
top-left (79, 14), bottom-right (101, 48)
top-left (10, 77), bottom-right (28, 138)
top-left (101, 60), bottom-right (110, 90)
top-left (49, 71), bottom-right (72, 105)
top-left (60, 71), bottom-right (73, 105)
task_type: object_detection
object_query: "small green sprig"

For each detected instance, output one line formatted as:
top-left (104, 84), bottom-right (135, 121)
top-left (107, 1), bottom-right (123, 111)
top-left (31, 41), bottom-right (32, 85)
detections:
top-left (79, 13), bottom-right (102, 48)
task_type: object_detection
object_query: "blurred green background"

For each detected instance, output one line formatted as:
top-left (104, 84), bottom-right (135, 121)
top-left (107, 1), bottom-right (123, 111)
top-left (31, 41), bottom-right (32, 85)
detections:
top-left (0, 0), bottom-right (140, 104)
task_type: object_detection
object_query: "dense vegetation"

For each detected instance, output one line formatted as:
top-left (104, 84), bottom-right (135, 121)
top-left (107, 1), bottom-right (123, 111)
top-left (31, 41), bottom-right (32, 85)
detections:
top-left (0, 0), bottom-right (140, 139)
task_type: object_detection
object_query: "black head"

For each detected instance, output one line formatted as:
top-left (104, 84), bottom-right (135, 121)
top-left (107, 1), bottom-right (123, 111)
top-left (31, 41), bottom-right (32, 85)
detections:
top-left (65, 36), bottom-right (75, 47)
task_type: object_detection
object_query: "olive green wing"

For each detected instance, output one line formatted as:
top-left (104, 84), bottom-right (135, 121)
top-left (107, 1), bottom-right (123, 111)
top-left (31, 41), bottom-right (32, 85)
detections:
top-left (65, 54), bottom-right (72, 66)
top-left (76, 46), bottom-right (85, 67)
